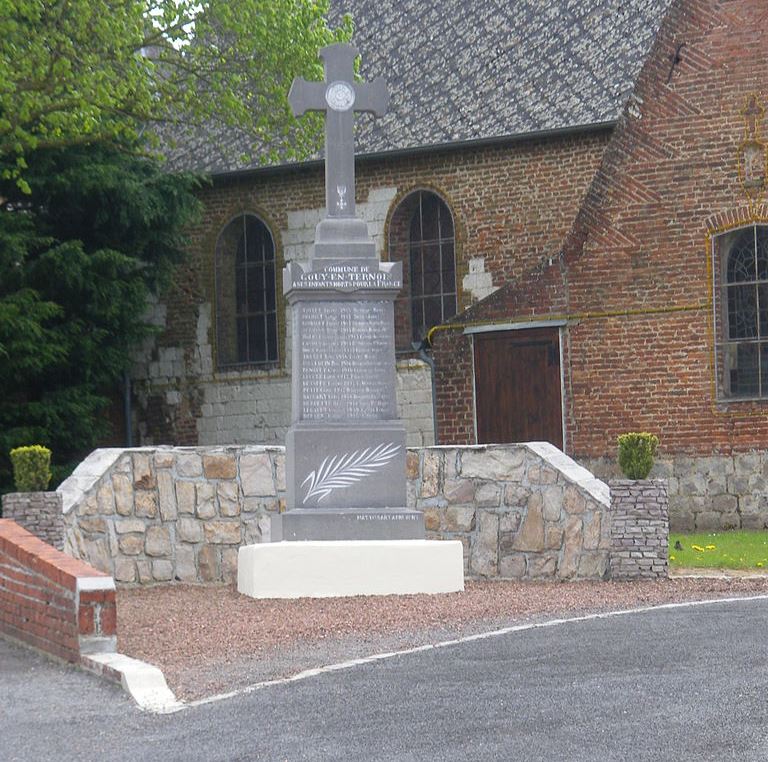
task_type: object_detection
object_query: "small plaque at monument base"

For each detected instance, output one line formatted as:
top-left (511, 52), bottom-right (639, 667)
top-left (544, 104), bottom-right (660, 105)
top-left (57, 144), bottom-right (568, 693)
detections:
top-left (272, 508), bottom-right (425, 542)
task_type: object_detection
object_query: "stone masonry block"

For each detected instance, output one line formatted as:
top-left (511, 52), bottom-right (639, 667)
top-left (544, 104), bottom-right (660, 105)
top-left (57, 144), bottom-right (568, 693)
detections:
top-left (134, 490), bottom-right (157, 519)
top-left (177, 517), bottom-right (204, 544)
top-left (204, 520), bottom-right (241, 545)
top-left (241, 453), bottom-right (275, 496)
top-left (176, 481), bottom-right (196, 514)
top-left (145, 526), bottom-right (172, 557)
top-left (460, 447), bottom-right (524, 481)
top-left (203, 454), bottom-right (237, 480)
top-left (176, 452), bottom-right (203, 477)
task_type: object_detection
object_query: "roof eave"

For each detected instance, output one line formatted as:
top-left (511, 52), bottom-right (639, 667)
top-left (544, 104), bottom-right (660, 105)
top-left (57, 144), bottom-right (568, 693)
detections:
top-left (205, 119), bottom-right (617, 183)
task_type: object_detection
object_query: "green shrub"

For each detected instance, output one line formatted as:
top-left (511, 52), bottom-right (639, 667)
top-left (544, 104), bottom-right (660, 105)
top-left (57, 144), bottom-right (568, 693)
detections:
top-left (10, 445), bottom-right (52, 492)
top-left (617, 432), bottom-right (659, 480)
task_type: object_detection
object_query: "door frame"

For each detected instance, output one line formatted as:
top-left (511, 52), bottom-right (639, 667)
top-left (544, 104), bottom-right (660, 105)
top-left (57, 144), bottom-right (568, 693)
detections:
top-left (466, 320), bottom-right (567, 450)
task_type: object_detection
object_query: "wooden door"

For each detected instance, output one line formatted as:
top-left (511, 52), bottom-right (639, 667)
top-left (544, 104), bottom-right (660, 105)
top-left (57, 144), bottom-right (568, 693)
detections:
top-left (473, 328), bottom-right (563, 448)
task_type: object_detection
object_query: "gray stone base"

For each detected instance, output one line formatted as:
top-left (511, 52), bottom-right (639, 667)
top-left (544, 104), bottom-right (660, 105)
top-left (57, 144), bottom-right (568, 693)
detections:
top-left (272, 508), bottom-right (425, 541)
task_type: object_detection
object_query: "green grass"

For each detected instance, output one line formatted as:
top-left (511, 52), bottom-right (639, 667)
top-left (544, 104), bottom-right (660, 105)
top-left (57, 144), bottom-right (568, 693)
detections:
top-left (669, 530), bottom-right (768, 570)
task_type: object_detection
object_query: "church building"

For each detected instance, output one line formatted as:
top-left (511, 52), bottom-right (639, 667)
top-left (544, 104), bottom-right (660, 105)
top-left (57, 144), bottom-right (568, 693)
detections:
top-left (134, 0), bottom-right (768, 530)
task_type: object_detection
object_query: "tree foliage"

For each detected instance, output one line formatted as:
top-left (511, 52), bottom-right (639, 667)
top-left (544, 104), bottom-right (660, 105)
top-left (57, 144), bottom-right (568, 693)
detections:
top-left (1, 0), bottom-right (351, 186)
top-left (0, 144), bottom-right (202, 491)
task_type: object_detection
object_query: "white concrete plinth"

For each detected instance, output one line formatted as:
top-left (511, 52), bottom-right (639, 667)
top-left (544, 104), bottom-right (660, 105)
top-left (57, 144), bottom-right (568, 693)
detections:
top-left (237, 540), bottom-right (464, 599)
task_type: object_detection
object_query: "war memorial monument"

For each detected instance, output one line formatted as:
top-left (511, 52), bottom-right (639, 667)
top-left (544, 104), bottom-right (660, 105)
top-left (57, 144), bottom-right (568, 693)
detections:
top-left (238, 43), bottom-right (464, 598)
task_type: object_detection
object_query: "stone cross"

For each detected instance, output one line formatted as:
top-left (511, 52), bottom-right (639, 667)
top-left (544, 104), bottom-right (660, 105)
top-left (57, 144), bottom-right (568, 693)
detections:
top-left (289, 43), bottom-right (389, 218)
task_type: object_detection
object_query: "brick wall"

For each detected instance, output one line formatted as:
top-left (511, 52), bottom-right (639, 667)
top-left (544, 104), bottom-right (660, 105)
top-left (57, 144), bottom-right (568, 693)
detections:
top-left (561, 0), bottom-right (768, 459)
top-left (132, 129), bottom-right (609, 447)
top-left (0, 519), bottom-right (116, 663)
top-left (431, 0), bottom-right (768, 462)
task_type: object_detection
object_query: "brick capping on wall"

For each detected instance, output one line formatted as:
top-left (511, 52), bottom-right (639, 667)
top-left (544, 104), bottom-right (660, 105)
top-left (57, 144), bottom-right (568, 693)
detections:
top-left (51, 443), bottom-right (666, 583)
top-left (609, 479), bottom-right (668, 580)
top-left (1, 492), bottom-right (64, 550)
top-left (0, 519), bottom-right (116, 663)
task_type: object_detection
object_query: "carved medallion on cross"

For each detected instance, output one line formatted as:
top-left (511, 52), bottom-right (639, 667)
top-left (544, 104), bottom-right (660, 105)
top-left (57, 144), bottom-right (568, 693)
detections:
top-left (289, 43), bottom-right (389, 219)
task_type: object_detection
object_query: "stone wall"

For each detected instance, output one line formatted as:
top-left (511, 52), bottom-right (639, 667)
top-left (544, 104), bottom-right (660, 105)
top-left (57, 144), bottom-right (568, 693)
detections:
top-left (609, 480), bottom-right (668, 580)
top-left (409, 443), bottom-right (610, 580)
top-left (584, 453), bottom-right (768, 532)
top-left (61, 447), bottom-right (283, 584)
top-left (1, 492), bottom-right (64, 549)
top-left (59, 443), bottom-right (621, 584)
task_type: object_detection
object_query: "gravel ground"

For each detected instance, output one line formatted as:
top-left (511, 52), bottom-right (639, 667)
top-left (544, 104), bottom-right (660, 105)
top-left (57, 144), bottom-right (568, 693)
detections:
top-left (117, 575), bottom-right (768, 701)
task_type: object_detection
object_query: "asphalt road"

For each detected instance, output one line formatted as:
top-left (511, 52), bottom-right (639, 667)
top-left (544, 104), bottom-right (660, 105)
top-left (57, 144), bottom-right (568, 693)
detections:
top-left (2, 597), bottom-right (768, 761)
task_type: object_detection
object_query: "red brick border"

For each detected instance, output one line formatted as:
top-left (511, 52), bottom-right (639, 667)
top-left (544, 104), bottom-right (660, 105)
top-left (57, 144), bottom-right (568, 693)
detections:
top-left (0, 519), bottom-right (116, 663)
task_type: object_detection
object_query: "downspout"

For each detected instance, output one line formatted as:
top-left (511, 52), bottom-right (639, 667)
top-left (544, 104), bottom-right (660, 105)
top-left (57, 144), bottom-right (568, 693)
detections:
top-left (412, 341), bottom-right (438, 445)
top-left (123, 370), bottom-right (133, 447)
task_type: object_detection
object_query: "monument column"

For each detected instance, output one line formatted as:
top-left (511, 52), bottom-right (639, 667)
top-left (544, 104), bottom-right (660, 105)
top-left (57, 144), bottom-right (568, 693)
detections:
top-left (273, 43), bottom-right (424, 541)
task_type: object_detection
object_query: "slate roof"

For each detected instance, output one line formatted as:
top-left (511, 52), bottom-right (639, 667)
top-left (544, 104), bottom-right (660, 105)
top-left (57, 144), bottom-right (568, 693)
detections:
top-left (166, 0), bottom-right (673, 175)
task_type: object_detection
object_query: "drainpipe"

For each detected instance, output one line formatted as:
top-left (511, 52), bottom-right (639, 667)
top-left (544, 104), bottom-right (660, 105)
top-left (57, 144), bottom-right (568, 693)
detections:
top-left (412, 340), bottom-right (438, 445)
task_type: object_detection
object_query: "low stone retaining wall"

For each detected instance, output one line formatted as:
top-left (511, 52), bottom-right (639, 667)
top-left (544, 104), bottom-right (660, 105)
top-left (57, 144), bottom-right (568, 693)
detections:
top-left (584, 452), bottom-right (768, 532)
top-left (1, 492), bottom-right (64, 549)
top-left (609, 480), bottom-right (668, 579)
top-left (409, 443), bottom-right (611, 579)
top-left (61, 447), bottom-right (283, 584)
top-left (57, 443), bottom-right (621, 583)
top-left (0, 519), bottom-right (116, 662)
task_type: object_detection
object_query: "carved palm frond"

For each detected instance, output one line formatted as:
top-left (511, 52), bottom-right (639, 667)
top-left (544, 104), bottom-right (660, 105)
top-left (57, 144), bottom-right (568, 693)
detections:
top-left (301, 442), bottom-right (400, 504)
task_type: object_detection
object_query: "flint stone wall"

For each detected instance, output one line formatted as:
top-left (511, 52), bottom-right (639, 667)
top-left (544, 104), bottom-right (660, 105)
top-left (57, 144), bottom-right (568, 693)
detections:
top-left (1, 492), bottom-right (64, 550)
top-left (584, 452), bottom-right (768, 532)
top-left (58, 443), bottom-right (622, 584)
top-left (609, 479), bottom-right (668, 580)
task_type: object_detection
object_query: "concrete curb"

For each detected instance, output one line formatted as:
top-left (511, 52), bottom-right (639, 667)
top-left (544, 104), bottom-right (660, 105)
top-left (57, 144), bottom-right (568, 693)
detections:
top-left (669, 567), bottom-right (768, 580)
top-left (81, 652), bottom-right (185, 714)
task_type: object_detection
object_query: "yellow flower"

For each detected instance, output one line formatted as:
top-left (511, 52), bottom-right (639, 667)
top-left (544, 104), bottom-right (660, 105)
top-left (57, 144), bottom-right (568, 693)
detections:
top-left (705, 545), bottom-right (716, 550)
top-left (692, 544), bottom-right (705, 552)
top-left (670, 555), bottom-right (676, 561)
top-left (757, 562), bottom-right (764, 568)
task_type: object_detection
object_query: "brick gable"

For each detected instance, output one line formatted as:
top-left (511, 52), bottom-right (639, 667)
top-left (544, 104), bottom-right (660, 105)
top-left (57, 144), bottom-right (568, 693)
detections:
top-left (432, 0), bottom-right (768, 460)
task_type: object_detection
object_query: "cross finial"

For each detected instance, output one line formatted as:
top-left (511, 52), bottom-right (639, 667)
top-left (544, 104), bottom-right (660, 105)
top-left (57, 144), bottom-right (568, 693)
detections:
top-left (289, 44), bottom-right (389, 218)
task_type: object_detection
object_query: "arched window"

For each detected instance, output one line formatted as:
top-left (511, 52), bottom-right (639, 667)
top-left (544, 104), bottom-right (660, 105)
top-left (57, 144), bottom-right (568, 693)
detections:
top-left (717, 224), bottom-right (768, 397)
top-left (215, 214), bottom-right (278, 368)
top-left (389, 190), bottom-right (456, 349)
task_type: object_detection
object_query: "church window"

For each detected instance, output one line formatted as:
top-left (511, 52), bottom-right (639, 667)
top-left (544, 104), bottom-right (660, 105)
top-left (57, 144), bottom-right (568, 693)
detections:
top-left (388, 191), bottom-right (457, 349)
top-left (409, 193), bottom-right (457, 343)
top-left (215, 214), bottom-right (278, 368)
top-left (715, 225), bottom-right (768, 398)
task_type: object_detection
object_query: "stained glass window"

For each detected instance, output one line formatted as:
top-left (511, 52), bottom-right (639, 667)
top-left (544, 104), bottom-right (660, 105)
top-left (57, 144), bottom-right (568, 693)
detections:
top-left (720, 225), bottom-right (768, 398)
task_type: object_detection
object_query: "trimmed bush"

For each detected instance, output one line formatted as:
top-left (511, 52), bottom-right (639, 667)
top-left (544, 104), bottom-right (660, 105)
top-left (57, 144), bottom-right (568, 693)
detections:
top-left (617, 433), bottom-right (659, 480)
top-left (10, 446), bottom-right (52, 492)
